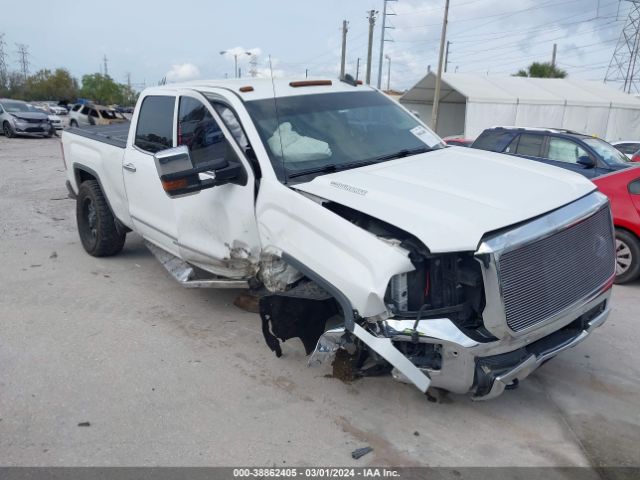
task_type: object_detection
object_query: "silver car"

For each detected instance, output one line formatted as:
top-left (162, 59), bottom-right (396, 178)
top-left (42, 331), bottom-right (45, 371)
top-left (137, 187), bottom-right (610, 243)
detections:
top-left (0, 98), bottom-right (54, 138)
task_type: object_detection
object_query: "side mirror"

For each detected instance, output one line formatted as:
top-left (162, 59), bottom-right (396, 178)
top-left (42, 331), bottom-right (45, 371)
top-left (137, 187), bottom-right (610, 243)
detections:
top-left (153, 142), bottom-right (245, 198)
top-left (577, 155), bottom-right (595, 168)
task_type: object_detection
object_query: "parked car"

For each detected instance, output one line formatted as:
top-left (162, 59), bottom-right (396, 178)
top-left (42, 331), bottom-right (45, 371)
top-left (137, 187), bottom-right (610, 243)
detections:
top-left (32, 104), bottom-right (63, 131)
top-left (471, 127), bottom-right (632, 178)
top-left (592, 167), bottom-right (640, 284)
top-left (443, 135), bottom-right (473, 147)
top-left (631, 151), bottom-right (640, 163)
top-left (40, 102), bottom-right (68, 115)
top-left (0, 98), bottom-right (54, 138)
top-left (69, 103), bottom-right (128, 127)
top-left (61, 79), bottom-right (615, 400)
top-left (611, 140), bottom-right (640, 159)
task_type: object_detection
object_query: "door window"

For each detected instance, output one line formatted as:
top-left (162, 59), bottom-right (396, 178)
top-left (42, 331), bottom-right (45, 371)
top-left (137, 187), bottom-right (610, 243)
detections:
top-left (177, 96), bottom-right (226, 166)
top-left (615, 143), bottom-right (640, 155)
top-left (547, 138), bottom-right (588, 164)
top-left (134, 95), bottom-right (175, 153)
top-left (90, 109), bottom-right (99, 118)
top-left (515, 134), bottom-right (544, 157)
top-left (80, 106), bottom-right (90, 115)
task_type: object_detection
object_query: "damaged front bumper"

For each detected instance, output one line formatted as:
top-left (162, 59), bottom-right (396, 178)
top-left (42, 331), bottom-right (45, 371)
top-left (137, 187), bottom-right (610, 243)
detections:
top-left (309, 289), bottom-right (611, 400)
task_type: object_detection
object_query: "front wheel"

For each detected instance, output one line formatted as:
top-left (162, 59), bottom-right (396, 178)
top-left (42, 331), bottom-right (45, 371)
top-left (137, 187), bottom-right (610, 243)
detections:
top-left (70, 119), bottom-right (78, 128)
top-left (3, 121), bottom-right (15, 138)
top-left (614, 229), bottom-right (640, 284)
top-left (76, 180), bottom-right (126, 257)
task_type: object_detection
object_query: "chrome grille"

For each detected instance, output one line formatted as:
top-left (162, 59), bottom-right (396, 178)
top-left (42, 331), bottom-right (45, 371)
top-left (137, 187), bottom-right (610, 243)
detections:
top-left (498, 207), bottom-right (614, 332)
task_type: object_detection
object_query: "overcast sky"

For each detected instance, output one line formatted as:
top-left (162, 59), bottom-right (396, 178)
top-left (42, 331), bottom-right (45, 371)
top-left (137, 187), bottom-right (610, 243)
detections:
top-left (0, 0), bottom-right (630, 91)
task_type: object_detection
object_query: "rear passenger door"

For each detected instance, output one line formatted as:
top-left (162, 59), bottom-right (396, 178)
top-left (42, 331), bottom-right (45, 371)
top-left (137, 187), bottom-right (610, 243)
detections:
top-left (122, 95), bottom-right (180, 255)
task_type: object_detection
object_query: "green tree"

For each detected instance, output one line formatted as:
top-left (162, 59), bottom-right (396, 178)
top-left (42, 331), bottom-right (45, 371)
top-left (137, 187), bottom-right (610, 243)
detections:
top-left (514, 62), bottom-right (567, 78)
top-left (23, 68), bottom-right (78, 101)
top-left (80, 73), bottom-right (121, 104)
top-left (118, 83), bottom-right (138, 107)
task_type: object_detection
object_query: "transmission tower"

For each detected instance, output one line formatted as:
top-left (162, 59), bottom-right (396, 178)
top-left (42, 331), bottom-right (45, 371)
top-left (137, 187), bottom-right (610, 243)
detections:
top-left (103, 54), bottom-right (108, 76)
top-left (605, 0), bottom-right (640, 93)
top-left (15, 43), bottom-right (29, 80)
top-left (0, 33), bottom-right (7, 86)
top-left (249, 54), bottom-right (258, 77)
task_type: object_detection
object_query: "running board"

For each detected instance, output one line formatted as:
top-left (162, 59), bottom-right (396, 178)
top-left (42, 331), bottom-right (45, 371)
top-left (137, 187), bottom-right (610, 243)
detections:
top-left (145, 241), bottom-right (249, 289)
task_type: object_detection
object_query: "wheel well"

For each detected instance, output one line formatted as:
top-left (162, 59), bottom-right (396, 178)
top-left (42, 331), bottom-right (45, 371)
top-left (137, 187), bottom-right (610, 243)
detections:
top-left (615, 226), bottom-right (640, 242)
top-left (75, 167), bottom-right (97, 186)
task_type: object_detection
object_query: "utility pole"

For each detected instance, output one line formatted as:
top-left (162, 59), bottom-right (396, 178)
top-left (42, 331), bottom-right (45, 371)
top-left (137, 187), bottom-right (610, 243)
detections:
top-left (15, 43), bottom-right (29, 81)
top-left (355, 58), bottom-right (361, 81)
top-left (605, 1), bottom-right (640, 93)
top-left (305, 68), bottom-right (308, 78)
top-left (444, 41), bottom-right (451, 73)
top-left (365, 9), bottom-right (378, 85)
top-left (340, 20), bottom-right (348, 79)
top-left (551, 43), bottom-right (557, 68)
top-left (431, 0), bottom-right (450, 134)
top-left (103, 54), bottom-right (108, 76)
top-left (385, 54), bottom-right (391, 91)
top-left (377, 0), bottom-right (397, 89)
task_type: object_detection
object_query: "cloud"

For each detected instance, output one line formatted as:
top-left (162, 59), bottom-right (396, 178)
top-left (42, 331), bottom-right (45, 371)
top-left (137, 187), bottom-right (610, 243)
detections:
top-left (165, 63), bottom-right (200, 82)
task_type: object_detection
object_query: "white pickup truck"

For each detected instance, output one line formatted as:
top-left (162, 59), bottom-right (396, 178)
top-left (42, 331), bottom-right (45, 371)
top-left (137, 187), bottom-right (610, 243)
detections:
top-left (62, 78), bottom-right (616, 400)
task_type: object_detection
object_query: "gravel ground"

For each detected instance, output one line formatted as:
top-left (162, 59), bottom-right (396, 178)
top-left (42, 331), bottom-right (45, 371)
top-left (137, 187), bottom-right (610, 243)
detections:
top-left (0, 135), bottom-right (639, 468)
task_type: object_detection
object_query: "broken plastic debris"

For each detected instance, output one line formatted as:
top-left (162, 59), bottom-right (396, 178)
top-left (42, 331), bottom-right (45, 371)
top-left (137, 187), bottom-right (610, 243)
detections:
top-left (351, 446), bottom-right (373, 459)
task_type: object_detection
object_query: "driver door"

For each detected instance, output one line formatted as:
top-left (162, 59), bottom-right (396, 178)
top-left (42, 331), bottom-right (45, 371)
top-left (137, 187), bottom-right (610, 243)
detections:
top-left (171, 92), bottom-right (261, 279)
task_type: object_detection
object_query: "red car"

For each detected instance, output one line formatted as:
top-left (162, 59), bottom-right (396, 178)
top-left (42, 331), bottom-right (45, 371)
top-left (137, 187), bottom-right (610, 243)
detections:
top-left (592, 167), bottom-right (640, 283)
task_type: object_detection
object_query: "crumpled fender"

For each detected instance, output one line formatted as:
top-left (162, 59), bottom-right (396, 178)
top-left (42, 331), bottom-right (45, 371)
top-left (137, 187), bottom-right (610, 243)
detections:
top-left (255, 179), bottom-right (414, 318)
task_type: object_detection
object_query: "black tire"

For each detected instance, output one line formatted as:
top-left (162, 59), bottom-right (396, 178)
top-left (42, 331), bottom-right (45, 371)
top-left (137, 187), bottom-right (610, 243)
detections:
top-left (3, 121), bottom-right (15, 138)
top-left (70, 119), bottom-right (78, 128)
top-left (614, 229), bottom-right (640, 284)
top-left (76, 180), bottom-right (126, 257)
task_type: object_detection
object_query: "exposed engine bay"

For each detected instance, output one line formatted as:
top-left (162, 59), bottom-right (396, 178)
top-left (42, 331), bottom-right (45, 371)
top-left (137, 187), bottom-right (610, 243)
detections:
top-left (258, 200), bottom-right (487, 384)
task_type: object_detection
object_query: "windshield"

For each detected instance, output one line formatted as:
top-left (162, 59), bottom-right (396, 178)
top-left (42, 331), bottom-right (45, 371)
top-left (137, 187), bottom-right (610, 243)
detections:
top-left (1, 101), bottom-right (34, 113)
top-left (244, 91), bottom-right (444, 181)
top-left (583, 138), bottom-right (631, 165)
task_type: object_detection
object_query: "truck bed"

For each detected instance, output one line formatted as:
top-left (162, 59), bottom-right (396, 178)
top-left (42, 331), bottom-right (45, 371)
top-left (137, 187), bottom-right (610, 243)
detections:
top-left (67, 123), bottom-right (130, 149)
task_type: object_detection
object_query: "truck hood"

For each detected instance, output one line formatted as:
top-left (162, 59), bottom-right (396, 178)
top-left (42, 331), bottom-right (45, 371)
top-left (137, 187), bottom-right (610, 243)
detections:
top-left (293, 147), bottom-right (596, 252)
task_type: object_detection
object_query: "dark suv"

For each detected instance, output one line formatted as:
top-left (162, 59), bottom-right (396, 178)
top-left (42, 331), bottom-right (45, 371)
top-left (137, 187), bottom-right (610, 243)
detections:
top-left (471, 127), bottom-right (632, 178)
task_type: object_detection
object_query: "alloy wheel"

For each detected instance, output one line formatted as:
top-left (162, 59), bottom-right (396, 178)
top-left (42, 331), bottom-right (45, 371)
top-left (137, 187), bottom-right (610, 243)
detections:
top-left (616, 238), bottom-right (633, 276)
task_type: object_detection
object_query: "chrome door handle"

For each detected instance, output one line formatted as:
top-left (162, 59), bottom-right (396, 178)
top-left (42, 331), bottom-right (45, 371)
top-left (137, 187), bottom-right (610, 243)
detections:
top-left (123, 163), bottom-right (137, 172)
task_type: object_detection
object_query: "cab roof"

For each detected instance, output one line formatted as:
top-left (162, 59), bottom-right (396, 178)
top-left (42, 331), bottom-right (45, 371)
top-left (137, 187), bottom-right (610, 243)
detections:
top-left (141, 78), bottom-right (375, 101)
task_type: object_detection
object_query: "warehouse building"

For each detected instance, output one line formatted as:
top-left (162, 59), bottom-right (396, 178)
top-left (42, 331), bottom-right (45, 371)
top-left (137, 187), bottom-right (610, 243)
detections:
top-left (400, 72), bottom-right (640, 141)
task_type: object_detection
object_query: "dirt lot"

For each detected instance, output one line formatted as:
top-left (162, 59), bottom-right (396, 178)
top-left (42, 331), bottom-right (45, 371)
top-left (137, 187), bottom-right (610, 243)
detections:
top-left (1, 135), bottom-right (639, 468)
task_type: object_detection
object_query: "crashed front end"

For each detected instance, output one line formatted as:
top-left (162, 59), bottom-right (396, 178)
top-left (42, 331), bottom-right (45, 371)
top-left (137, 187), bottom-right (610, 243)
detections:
top-left (259, 191), bottom-right (615, 400)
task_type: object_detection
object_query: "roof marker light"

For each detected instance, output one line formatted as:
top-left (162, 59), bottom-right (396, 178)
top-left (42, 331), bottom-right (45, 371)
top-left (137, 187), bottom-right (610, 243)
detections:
top-left (289, 80), bottom-right (332, 87)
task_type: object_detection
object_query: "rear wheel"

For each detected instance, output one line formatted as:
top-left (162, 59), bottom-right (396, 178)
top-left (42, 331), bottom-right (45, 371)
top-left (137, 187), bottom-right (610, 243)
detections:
top-left (614, 229), bottom-right (640, 284)
top-left (3, 121), bottom-right (15, 138)
top-left (76, 180), bottom-right (126, 257)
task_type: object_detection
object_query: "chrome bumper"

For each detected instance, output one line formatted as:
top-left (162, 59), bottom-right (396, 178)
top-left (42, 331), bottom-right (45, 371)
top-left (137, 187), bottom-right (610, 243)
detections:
top-left (474, 298), bottom-right (609, 400)
top-left (309, 288), bottom-right (611, 400)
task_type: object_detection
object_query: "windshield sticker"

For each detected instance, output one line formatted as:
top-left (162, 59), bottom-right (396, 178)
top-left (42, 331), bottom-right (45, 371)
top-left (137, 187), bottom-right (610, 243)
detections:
top-left (329, 181), bottom-right (368, 196)
top-left (410, 125), bottom-right (440, 147)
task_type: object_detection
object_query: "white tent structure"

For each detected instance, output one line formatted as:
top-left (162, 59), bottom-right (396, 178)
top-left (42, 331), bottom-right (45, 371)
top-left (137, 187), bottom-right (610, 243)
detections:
top-left (400, 72), bottom-right (640, 141)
